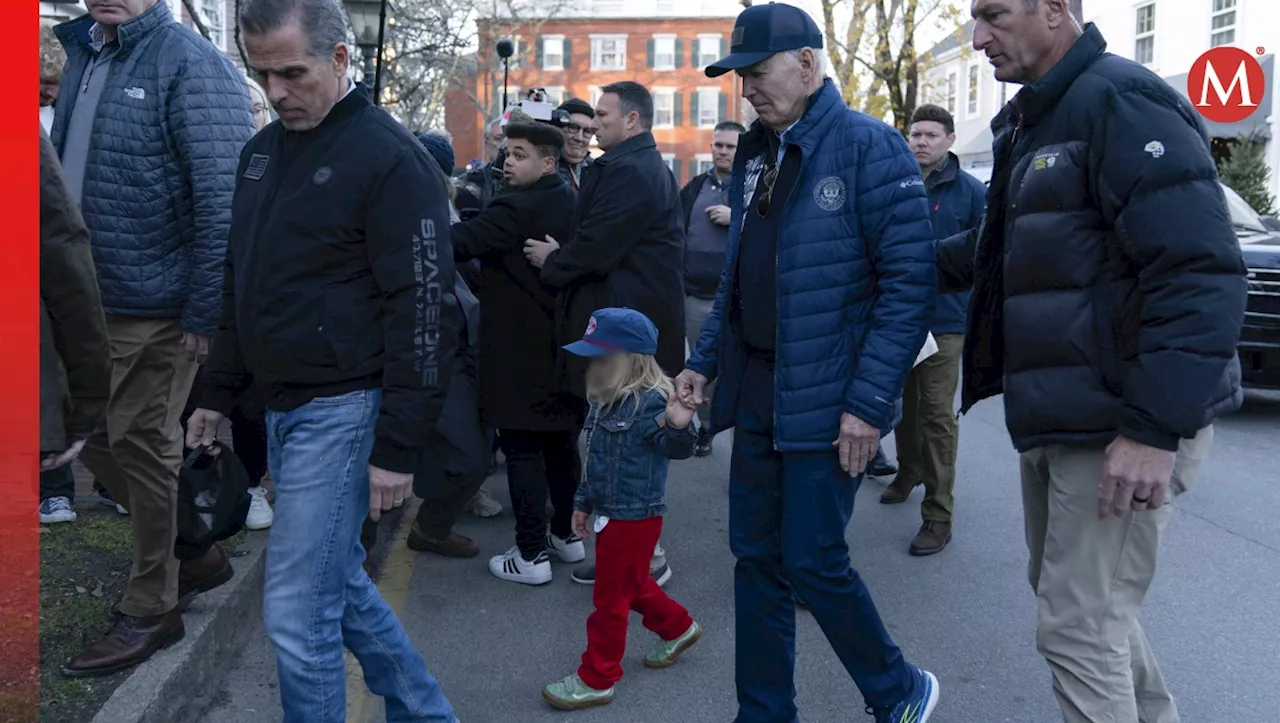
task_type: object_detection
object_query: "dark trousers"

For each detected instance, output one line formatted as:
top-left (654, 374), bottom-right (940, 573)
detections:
top-left (499, 429), bottom-right (579, 558)
top-left (414, 470), bottom-right (489, 539)
top-left (40, 464), bottom-right (76, 502)
top-left (730, 355), bottom-right (912, 722)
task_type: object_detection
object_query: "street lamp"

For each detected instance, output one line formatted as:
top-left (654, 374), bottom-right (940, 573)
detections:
top-left (343, 0), bottom-right (388, 105)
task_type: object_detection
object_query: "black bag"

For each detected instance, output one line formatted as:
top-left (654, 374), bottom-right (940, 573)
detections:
top-left (177, 442), bottom-right (252, 555)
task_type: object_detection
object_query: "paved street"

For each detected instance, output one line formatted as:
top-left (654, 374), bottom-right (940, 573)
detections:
top-left (196, 390), bottom-right (1280, 723)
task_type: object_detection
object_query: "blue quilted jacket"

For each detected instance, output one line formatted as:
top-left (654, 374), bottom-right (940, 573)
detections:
top-left (685, 80), bottom-right (936, 449)
top-left (52, 2), bottom-right (254, 336)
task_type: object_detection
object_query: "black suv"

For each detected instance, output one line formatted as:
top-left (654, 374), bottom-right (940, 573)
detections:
top-left (1224, 184), bottom-right (1280, 390)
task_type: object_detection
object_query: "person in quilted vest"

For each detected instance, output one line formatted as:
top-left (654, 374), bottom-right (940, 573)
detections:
top-left (52, 0), bottom-right (254, 677)
top-left (677, 4), bottom-right (941, 722)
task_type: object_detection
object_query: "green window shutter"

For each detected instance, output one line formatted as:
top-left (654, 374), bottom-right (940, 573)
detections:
top-left (719, 37), bottom-right (726, 58)
top-left (718, 93), bottom-right (727, 124)
top-left (672, 158), bottom-right (682, 184)
top-left (536, 38), bottom-right (544, 68)
top-left (675, 38), bottom-right (684, 68)
top-left (563, 39), bottom-right (572, 68)
top-left (647, 39), bottom-right (655, 68)
top-left (674, 92), bottom-right (683, 126)
top-left (691, 92), bottom-right (701, 125)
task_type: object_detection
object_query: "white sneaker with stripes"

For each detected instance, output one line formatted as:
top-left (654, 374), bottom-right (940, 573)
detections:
top-left (488, 547), bottom-right (552, 586)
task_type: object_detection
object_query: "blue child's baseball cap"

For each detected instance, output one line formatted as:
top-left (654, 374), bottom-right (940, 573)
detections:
top-left (705, 2), bottom-right (824, 78)
top-left (563, 308), bottom-right (659, 358)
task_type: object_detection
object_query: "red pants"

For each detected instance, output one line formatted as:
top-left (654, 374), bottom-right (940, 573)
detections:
top-left (578, 516), bottom-right (693, 690)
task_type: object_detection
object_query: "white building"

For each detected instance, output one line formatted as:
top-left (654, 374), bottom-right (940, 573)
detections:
top-left (921, 1), bottom-right (1280, 199)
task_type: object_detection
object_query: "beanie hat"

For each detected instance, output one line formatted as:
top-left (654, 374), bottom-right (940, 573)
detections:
top-left (556, 98), bottom-right (595, 119)
top-left (501, 106), bottom-right (536, 126)
top-left (417, 131), bottom-right (455, 175)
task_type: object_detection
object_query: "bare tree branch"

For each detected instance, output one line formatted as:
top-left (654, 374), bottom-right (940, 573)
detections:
top-left (181, 0), bottom-right (212, 41)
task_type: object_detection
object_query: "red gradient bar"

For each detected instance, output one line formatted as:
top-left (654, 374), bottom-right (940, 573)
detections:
top-left (0, 2), bottom-right (41, 721)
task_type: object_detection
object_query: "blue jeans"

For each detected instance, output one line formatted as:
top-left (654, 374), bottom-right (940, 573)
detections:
top-left (730, 356), bottom-right (912, 723)
top-left (263, 389), bottom-right (455, 723)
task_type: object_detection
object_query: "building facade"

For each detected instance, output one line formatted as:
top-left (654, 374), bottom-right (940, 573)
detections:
top-left (921, 1), bottom-right (1279, 199)
top-left (446, 12), bottom-right (742, 184)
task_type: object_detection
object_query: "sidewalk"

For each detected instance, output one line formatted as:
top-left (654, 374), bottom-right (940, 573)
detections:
top-left (39, 423), bottom-right (270, 723)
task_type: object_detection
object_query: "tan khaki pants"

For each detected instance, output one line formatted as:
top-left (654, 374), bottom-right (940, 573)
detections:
top-left (80, 316), bottom-right (197, 617)
top-left (896, 333), bottom-right (963, 522)
top-left (1020, 426), bottom-right (1212, 723)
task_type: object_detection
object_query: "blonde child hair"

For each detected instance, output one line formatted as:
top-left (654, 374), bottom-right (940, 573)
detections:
top-left (586, 352), bottom-right (673, 411)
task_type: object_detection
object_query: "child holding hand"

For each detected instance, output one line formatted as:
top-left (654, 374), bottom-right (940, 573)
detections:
top-left (542, 307), bottom-right (703, 710)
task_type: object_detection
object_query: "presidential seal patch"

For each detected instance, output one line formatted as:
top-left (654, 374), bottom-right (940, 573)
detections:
top-left (313, 166), bottom-right (333, 185)
top-left (814, 176), bottom-right (846, 212)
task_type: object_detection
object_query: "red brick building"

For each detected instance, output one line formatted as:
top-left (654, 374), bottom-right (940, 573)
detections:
top-left (446, 15), bottom-right (746, 185)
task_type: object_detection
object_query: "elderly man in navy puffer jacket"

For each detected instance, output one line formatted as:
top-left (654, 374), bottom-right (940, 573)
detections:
top-left (52, 0), bottom-right (253, 676)
top-left (677, 4), bottom-right (941, 722)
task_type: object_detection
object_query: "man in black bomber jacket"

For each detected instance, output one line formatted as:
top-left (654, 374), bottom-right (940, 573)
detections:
top-left (937, 2), bottom-right (1247, 721)
top-left (184, 2), bottom-right (459, 716)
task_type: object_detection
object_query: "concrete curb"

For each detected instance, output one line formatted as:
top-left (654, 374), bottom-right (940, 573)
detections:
top-left (90, 533), bottom-right (268, 723)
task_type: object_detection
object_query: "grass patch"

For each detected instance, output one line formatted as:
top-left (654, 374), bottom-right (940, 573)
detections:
top-left (39, 512), bottom-right (134, 723)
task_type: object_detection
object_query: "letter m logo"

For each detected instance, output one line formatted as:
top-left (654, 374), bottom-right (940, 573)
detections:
top-left (1187, 47), bottom-right (1267, 124)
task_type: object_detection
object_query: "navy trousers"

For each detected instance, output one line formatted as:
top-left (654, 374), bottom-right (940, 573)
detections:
top-left (730, 355), bottom-right (912, 723)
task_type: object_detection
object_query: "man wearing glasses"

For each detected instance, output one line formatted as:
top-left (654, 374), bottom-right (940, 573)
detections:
top-left (676, 4), bottom-right (941, 722)
top-left (554, 98), bottom-right (596, 190)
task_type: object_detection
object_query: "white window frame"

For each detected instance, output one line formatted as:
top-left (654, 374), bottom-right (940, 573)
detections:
top-left (694, 153), bottom-right (714, 177)
top-left (696, 86), bottom-right (720, 128)
top-left (198, 0), bottom-right (225, 50)
top-left (965, 61), bottom-right (980, 119)
top-left (662, 153), bottom-right (676, 175)
top-left (544, 86), bottom-right (566, 106)
top-left (653, 34), bottom-right (676, 71)
top-left (999, 81), bottom-right (1010, 107)
top-left (944, 71), bottom-right (958, 117)
top-left (652, 86), bottom-right (676, 128)
top-left (1134, 2), bottom-right (1155, 66)
top-left (1211, 0), bottom-right (1236, 47)
top-left (542, 35), bottom-right (565, 71)
top-left (696, 34), bottom-right (722, 69)
top-left (588, 85), bottom-right (602, 109)
top-left (590, 34), bottom-right (628, 71)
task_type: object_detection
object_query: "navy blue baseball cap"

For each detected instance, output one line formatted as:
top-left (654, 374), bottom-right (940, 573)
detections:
top-left (705, 2), bottom-right (824, 78)
top-left (563, 308), bottom-right (659, 358)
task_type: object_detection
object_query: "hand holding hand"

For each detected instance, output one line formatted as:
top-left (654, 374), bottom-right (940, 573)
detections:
top-left (665, 392), bottom-right (695, 430)
top-left (706, 205), bottom-right (731, 226)
top-left (832, 412), bottom-right (879, 477)
top-left (571, 510), bottom-right (591, 540)
top-left (185, 408), bottom-right (226, 449)
top-left (674, 369), bottom-right (709, 408)
top-left (368, 465), bottom-right (414, 521)
top-left (183, 332), bottom-right (212, 365)
top-left (1098, 435), bottom-right (1176, 519)
top-left (523, 234), bottom-right (560, 269)
top-left (41, 439), bottom-right (86, 471)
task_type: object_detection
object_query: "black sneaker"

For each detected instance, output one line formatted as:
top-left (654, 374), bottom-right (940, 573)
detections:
top-left (694, 428), bottom-right (714, 457)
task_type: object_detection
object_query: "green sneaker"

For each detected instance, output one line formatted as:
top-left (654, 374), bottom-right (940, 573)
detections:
top-left (542, 673), bottom-right (614, 710)
top-left (644, 621), bottom-right (702, 669)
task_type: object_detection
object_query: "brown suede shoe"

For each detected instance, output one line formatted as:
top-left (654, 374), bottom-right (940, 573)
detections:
top-left (178, 543), bottom-right (234, 601)
top-left (406, 524), bottom-right (479, 558)
top-left (879, 476), bottom-right (919, 504)
top-left (62, 608), bottom-right (184, 677)
top-left (909, 521), bottom-right (952, 556)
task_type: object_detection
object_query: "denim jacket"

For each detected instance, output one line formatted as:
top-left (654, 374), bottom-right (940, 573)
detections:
top-left (574, 388), bottom-right (697, 521)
